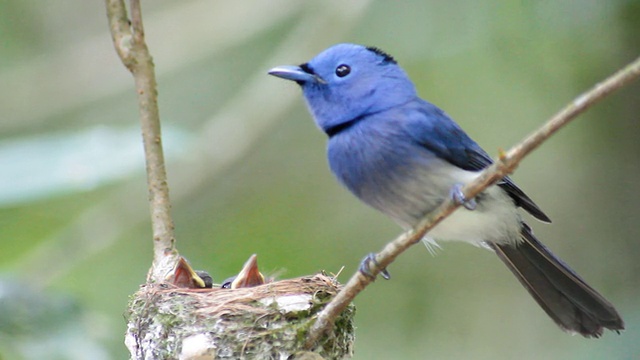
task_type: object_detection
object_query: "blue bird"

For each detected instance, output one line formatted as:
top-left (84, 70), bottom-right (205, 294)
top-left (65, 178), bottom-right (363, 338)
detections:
top-left (268, 43), bottom-right (623, 337)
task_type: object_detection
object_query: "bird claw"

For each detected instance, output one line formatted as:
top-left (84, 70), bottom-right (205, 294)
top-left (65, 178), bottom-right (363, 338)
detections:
top-left (359, 253), bottom-right (391, 280)
top-left (450, 183), bottom-right (476, 210)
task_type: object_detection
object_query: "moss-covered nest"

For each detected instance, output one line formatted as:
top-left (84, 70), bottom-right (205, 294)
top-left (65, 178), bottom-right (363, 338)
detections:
top-left (125, 273), bottom-right (355, 360)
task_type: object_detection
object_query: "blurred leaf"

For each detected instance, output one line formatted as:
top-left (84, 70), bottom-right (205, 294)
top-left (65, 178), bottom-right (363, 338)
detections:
top-left (0, 126), bottom-right (190, 207)
top-left (0, 277), bottom-right (109, 360)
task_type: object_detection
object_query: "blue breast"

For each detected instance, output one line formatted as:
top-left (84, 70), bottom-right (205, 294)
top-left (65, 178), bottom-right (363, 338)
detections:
top-left (326, 112), bottom-right (456, 227)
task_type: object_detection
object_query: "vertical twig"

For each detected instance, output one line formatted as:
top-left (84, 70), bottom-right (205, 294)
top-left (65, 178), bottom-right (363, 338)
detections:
top-left (106, 0), bottom-right (177, 282)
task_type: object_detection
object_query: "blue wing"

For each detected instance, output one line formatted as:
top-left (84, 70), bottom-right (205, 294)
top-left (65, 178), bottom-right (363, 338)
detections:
top-left (405, 100), bottom-right (551, 223)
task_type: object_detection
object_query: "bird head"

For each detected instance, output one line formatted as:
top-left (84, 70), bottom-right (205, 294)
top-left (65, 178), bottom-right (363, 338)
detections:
top-left (168, 256), bottom-right (213, 289)
top-left (269, 44), bottom-right (416, 136)
top-left (221, 254), bottom-right (266, 289)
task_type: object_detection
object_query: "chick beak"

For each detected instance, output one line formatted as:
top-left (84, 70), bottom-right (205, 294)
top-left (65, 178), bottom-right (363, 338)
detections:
top-left (229, 254), bottom-right (265, 289)
top-left (170, 257), bottom-right (211, 288)
top-left (268, 65), bottom-right (326, 84)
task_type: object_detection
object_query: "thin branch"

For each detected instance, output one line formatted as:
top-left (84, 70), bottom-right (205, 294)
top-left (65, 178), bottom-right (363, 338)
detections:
top-left (305, 55), bottom-right (640, 347)
top-left (106, 0), bottom-right (177, 283)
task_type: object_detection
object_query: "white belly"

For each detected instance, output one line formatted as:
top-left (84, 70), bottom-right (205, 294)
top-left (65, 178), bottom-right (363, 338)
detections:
top-left (427, 184), bottom-right (521, 246)
top-left (381, 163), bottom-right (523, 248)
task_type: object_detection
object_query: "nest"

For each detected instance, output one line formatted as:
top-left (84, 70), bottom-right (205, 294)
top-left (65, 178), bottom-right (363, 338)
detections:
top-left (125, 273), bottom-right (355, 360)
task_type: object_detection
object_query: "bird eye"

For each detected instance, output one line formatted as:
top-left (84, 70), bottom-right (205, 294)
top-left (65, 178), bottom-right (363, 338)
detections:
top-left (335, 64), bottom-right (351, 77)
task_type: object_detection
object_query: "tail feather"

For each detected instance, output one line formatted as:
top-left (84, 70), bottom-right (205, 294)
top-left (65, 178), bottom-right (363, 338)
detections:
top-left (489, 223), bottom-right (624, 338)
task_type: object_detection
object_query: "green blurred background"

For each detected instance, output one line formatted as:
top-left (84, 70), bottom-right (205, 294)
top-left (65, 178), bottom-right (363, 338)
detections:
top-left (1, 1), bottom-right (638, 359)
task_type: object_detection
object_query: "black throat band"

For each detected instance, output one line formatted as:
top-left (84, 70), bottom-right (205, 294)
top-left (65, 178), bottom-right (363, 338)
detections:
top-left (325, 114), bottom-right (364, 138)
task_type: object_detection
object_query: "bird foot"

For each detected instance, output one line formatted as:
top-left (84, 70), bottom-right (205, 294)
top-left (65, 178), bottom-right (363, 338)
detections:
top-left (450, 183), bottom-right (476, 210)
top-left (359, 253), bottom-right (391, 280)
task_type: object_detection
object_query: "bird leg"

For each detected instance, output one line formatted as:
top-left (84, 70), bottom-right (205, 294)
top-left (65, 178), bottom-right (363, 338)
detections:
top-left (359, 253), bottom-right (391, 280)
top-left (450, 183), bottom-right (476, 210)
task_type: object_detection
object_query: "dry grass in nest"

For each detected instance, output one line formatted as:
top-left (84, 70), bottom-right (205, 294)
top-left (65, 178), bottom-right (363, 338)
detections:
top-left (125, 273), bottom-right (355, 360)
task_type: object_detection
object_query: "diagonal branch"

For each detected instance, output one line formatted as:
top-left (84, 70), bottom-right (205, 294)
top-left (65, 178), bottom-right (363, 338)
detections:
top-left (305, 54), bottom-right (640, 348)
top-left (106, 0), bottom-right (177, 283)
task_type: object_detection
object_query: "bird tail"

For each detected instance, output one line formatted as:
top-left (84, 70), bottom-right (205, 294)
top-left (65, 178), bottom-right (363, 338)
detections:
top-left (489, 223), bottom-right (624, 338)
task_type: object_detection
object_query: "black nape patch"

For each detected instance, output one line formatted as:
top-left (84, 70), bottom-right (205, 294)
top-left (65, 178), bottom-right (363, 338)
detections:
top-left (299, 63), bottom-right (315, 74)
top-left (366, 46), bottom-right (397, 64)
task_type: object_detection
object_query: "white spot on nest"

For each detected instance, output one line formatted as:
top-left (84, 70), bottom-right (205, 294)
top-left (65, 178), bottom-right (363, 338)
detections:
top-left (260, 294), bottom-right (313, 312)
top-left (179, 333), bottom-right (216, 360)
top-left (124, 333), bottom-right (138, 356)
